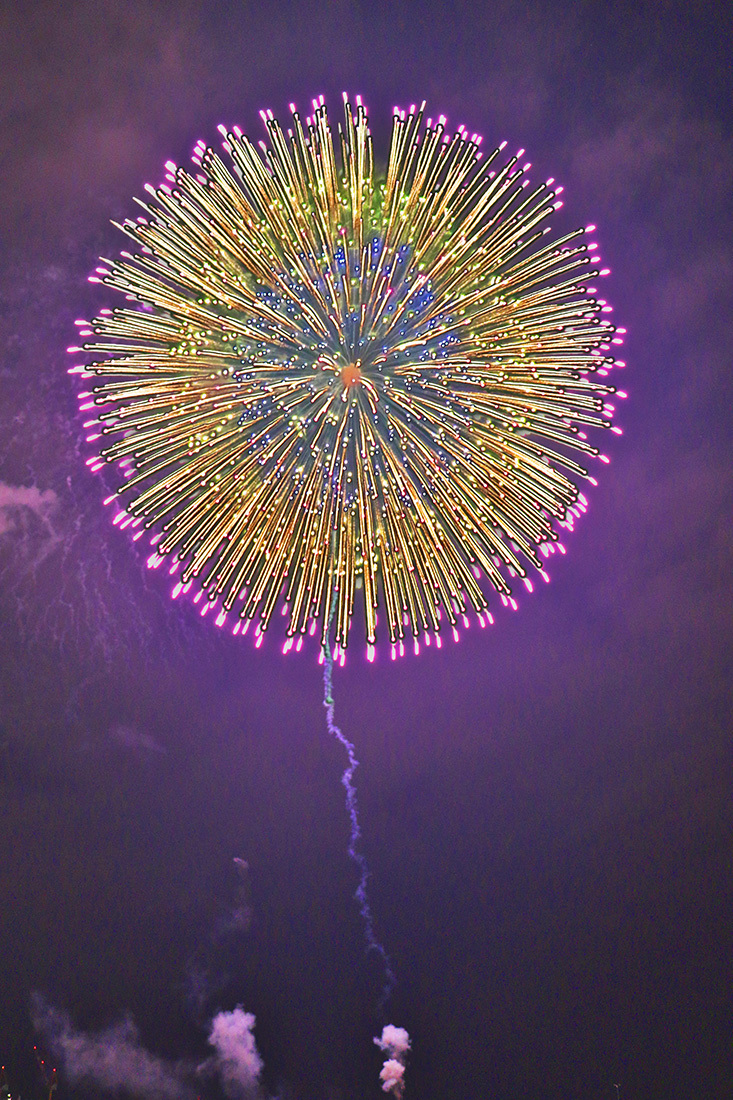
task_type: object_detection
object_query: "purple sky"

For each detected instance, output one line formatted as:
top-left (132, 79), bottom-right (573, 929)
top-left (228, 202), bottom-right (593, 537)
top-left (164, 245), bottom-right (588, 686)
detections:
top-left (1, 2), bottom-right (731, 1098)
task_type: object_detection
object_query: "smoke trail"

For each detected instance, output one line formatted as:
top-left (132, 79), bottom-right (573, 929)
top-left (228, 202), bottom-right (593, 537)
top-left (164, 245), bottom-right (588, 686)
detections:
top-left (322, 639), bottom-right (396, 1010)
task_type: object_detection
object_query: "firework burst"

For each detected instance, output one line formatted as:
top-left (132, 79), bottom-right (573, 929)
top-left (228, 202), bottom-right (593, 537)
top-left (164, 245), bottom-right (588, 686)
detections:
top-left (71, 95), bottom-right (624, 658)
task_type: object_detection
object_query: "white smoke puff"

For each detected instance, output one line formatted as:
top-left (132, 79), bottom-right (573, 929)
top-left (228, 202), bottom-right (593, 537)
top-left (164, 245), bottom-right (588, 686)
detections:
top-left (379, 1058), bottom-right (406, 1093)
top-left (374, 1025), bottom-right (411, 1059)
top-left (374, 1025), bottom-right (411, 1097)
top-left (206, 1005), bottom-right (263, 1098)
top-left (31, 994), bottom-right (194, 1100)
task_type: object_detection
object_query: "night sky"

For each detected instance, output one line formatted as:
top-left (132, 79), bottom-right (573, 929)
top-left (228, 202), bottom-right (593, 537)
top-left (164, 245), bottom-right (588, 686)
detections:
top-left (1, 2), bottom-right (732, 1099)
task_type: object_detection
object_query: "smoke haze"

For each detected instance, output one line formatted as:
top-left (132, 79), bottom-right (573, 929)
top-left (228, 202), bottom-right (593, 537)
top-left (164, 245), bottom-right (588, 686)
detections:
top-left (32, 994), bottom-right (196, 1100)
top-left (32, 995), bottom-right (268, 1100)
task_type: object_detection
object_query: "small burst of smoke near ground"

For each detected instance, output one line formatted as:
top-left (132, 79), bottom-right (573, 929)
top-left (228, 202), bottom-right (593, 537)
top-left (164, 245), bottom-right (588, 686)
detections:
top-left (32, 994), bottom-right (268, 1100)
top-left (201, 1005), bottom-right (263, 1098)
top-left (31, 994), bottom-right (196, 1100)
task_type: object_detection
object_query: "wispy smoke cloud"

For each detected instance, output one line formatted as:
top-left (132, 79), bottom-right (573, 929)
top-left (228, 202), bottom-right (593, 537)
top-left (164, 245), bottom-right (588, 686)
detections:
top-left (32, 995), bottom-right (268, 1100)
top-left (374, 1025), bottom-right (411, 1096)
top-left (202, 1006), bottom-right (264, 1098)
top-left (32, 994), bottom-right (196, 1100)
top-left (109, 723), bottom-right (168, 755)
top-left (185, 858), bottom-right (254, 1019)
top-left (218, 858), bottom-right (253, 936)
top-left (0, 482), bottom-right (57, 537)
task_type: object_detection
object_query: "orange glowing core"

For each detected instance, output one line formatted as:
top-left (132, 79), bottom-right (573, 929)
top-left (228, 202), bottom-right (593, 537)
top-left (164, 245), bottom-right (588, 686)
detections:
top-left (340, 363), bottom-right (362, 388)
